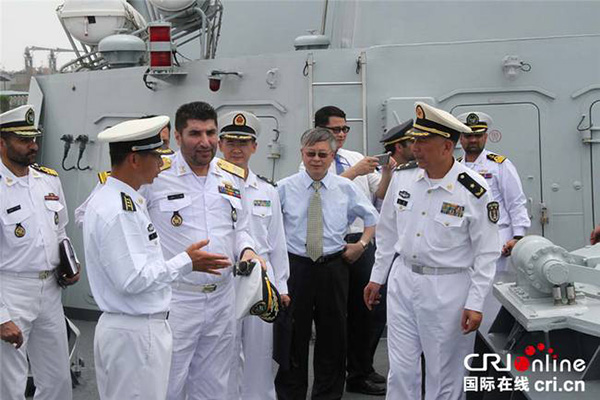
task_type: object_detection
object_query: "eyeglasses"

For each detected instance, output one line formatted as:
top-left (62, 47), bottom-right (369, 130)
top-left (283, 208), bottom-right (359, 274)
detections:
top-left (303, 150), bottom-right (331, 159)
top-left (327, 126), bottom-right (350, 134)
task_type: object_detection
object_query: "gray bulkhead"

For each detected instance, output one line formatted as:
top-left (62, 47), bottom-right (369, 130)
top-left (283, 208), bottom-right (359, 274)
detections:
top-left (30, 0), bottom-right (600, 314)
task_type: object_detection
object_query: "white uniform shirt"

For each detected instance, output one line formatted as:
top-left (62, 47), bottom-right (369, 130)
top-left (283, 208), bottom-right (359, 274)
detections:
top-left (300, 147), bottom-right (380, 234)
top-left (371, 160), bottom-right (500, 312)
top-left (278, 170), bottom-right (379, 257)
top-left (83, 177), bottom-right (192, 315)
top-left (0, 162), bottom-right (69, 323)
top-left (460, 149), bottom-right (530, 236)
top-left (244, 170), bottom-right (290, 294)
top-left (141, 152), bottom-right (255, 286)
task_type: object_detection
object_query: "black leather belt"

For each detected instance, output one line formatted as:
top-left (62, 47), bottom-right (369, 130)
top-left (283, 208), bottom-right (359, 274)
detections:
top-left (290, 250), bottom-right (345, 264)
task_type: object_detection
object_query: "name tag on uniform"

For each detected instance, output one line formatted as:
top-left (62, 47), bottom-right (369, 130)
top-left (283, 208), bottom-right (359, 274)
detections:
top-left (6, 205), bottom-right (21, 214)
top-left (167, 193), bottom-right (185, 200)
top-left (253, 199), bottom-right (271, 207)
top-left (440, 202), bottom-right (464, 218)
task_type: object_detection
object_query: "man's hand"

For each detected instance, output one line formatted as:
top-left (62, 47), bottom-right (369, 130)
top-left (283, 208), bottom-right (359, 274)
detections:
top-left (501, 238), bottom-right (519, 257)
top-left (461, 309), bottom-right (483, 334)
top-left (187, 239), bottom-right (231, 275)
top-left (364, 282), bottom-right (382, 311)
top-left (342, 242), bottom-right (364, 264)
top-left (59, 265), bottom-right (81, 287)
top-left (381, 157), bottom-right (398, 175)
top-left (280, 294), bottom-right (291, 308)
top-left (1, 321), bottom-right (23, 349)
top-left (591, 225), bottom-right (600, 245)
top-left (347, 157), bottom-right (379, 178)
top-left (241, 249), bottom-right (267, 271)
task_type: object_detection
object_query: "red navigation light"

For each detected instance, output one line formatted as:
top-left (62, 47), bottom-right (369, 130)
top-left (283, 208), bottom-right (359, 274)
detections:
top-left (209, 76), bottom-right (222, 92)
top-left (150, 52), bottom-right (172, 68)
top-left (149, 26), bottom-right (171, 42)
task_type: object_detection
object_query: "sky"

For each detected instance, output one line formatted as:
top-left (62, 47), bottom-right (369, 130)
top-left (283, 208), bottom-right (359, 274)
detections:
top-left (0, 0), bottom-right (72, 72)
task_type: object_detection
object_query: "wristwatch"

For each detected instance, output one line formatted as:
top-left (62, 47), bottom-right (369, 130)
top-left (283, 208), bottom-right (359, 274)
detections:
top-left (513, 236), bottom-right (523, 240)
top-left (358, 240), bottom-right (369, 250)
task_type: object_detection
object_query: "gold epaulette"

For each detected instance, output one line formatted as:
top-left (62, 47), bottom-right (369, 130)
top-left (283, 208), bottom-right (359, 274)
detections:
top-left (160, 156), bottom-right (172, 171)
top-left (217, 158), bottom-right (246, 179)
top-left (395, 160), bottom-right (418, 172)
top-left (30, 164), bottom-right (58, 176)
top-left (98, 171), bottom-right (111, 184)
top-left (458, 172), bottom-right (487, 199)
top-left (486, 153), bottom-right (506, 164)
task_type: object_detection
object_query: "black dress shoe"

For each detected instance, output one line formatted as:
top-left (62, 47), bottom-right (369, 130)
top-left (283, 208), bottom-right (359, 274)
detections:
top-left (346, 380), bottom-right (386, 396)
top-left (368, 371), bottom-right (387, 384)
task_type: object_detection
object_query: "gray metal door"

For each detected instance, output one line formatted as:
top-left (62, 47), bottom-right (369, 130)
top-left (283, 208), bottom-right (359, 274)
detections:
top-left (452, 103), bottom-right (543, 237)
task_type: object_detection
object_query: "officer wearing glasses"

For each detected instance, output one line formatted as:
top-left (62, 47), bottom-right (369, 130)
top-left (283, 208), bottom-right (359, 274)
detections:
top-left (276, 127), bottom-right (379, 400)
top-left (300, 106), bottom-right (393, 395)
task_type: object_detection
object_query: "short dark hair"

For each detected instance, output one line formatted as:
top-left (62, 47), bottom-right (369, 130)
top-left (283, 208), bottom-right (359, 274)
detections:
top-left (314, 106), bottom-right (346, 128)
top-left (175, 102), bottom-right (217, 133)
top-left (109, 147), bottom-right (130, 166)
top-left (384, 142), bottom-right (396, 155)
top-left (141, 114), bottom-right (171, 133)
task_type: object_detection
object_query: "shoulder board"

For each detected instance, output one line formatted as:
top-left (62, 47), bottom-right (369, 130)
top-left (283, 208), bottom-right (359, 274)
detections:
top-left (155, 148), bottom-right (175, 155)
top-left (98, 171), bottom-right (111, 184)
top-left (30, 164), bottom-right (58, 177)
top-left (457, 172), bottom-right (487, 199)
top-left (486, 153), bottom-right (506, 164)
top-left (160, 156), bottom-right (172, 171)
top-left (121, 192), bottom-right (137, 212)
top-left (217, 158), bottom-right (246, 179)
top-left (257, 174), bottom-right (277, 187)
top-left (395, 160), bottom-right (418, 172)
top-left (457, 156), bottom-right (463, 162)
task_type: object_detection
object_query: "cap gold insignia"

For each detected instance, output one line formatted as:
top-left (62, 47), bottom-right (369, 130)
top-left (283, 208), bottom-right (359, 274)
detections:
top-left (416, 105), bottom-right (425, 119)
top-left (466, 113), bottom-right (479, 125)
top-left (171, 211), bottom-right (183, 227)
top-left (15, 223), bottom-right (26, 238)
top-left (234, 113), bottom-right (246, 126)
top-left (25, 108), bottom-right (35, 126)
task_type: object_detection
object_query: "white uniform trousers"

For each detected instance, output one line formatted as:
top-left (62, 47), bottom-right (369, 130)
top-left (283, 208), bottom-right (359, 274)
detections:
top-left (496, 226), bottom-right (513, 272)
top-left (227, 315), bottom-right (276, 400)
top-left (167, 279), bottom-right (236, 400)
top-left (0, 272), bottom-right (72, 400)
top-left (94, 312), bottom-right (172, 400)
top-left (386, 257), bottom-right (474, 400)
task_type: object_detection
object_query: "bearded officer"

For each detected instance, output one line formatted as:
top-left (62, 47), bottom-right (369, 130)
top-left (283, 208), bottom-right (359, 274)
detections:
top-left (140, 102), bottom-right (264, 400)
top-left (218, 111), bottom-right (290, 400)
top-left (364, 102), bottom-right (500, 400)
top-left (83, 116), bottom-right (230, 400)
top-left (457, 112), bottom-right (530, 271)
top-left (0, 105), bottom-right (79, 400)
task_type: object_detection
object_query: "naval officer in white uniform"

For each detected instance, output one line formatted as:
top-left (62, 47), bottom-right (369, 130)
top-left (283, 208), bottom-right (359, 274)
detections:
top-left (83, 116), bottom-right (230, 400)
top-left (218, 111), bottom-right (290, 400)
top-left (0, 105), bottom-right (78, 400)
top-left (140, 102), bottom-right (265, 400)
top-left (365, 103), bottom-right (500, 400)
top-left (457, 111), bottom-right (531, 271)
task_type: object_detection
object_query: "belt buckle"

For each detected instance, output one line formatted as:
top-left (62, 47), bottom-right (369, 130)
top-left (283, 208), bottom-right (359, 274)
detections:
top-left (38, 270), bottom-right (51, 280)
top-left (202, 284), bottom-right (217, 293)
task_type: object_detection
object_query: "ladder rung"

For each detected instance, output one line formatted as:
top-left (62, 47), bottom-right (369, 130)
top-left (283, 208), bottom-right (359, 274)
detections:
top-left (312, 81), bottom-right (362, 87)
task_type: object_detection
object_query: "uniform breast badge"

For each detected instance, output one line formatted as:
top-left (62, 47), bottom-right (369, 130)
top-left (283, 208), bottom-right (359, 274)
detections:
top-left (253, 199), bottom-right (271, 207)
top-left (15, 223), bottom-right (26, 238)
top-left (171, 211), bottom-right (183, 227)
